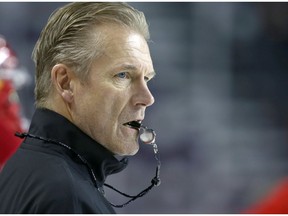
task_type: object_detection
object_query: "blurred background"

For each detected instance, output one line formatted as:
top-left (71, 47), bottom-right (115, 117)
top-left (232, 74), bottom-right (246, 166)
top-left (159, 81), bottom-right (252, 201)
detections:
top-left (1, 2), bottom-right (288, 213)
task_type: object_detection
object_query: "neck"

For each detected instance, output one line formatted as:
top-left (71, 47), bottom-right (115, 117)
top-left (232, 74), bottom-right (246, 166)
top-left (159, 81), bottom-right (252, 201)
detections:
top-left (45, 97), bottom-right (74, 123)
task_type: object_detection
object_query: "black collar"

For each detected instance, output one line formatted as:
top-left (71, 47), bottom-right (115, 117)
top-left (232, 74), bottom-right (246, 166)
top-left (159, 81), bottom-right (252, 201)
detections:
top-left (27, 108), bottom-right (128, 186)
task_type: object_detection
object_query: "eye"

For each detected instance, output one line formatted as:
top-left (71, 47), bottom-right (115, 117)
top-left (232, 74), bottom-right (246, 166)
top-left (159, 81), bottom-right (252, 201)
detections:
top-left (116, 72), bottom-right (128, 79)
top-left (144, 72), bottom-right (156, 83)
top-left (145, 75), bottom-right (155, 83)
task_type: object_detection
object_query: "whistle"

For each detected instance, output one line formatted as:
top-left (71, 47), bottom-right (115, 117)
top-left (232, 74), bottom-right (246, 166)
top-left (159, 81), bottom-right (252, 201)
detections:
top-left (139, 127), bottom-right (156, 144)
top-left (125, 121), bottom-right (156, 144)
top-left (125, 121), bottom-right (161, 187)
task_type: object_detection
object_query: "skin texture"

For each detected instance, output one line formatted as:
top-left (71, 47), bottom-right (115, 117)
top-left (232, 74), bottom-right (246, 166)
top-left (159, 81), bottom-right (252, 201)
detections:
top-left (50, 24), bottom-right (155, 156)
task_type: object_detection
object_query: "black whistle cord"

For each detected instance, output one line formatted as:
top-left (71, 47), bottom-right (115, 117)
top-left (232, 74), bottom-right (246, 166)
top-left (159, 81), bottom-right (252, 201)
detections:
top-left (15, 132), bottom-right (161, 208)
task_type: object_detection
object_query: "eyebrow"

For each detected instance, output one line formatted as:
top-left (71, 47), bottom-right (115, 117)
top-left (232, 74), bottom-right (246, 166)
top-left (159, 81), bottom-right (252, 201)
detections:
top-left (121, 64), bottom-right (156, 78)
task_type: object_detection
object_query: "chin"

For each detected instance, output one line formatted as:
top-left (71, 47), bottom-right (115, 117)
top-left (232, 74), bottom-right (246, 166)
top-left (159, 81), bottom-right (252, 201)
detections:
top-left (126, 147), bottom-right (139, 156)
top-left (114, 143), bottom-right (139, 156)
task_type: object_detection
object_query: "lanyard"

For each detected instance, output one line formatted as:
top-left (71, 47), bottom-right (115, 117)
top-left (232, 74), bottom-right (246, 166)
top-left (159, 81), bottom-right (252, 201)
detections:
top-left (15, 125), bottom-right (161, 208)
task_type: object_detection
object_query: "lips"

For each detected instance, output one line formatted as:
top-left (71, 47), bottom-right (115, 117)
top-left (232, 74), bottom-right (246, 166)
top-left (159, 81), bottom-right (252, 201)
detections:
top-left (123, 121), bottom-right (142, 130)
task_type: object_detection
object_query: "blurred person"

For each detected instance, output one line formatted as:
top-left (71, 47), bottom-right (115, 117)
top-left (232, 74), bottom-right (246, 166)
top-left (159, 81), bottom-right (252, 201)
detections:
top-left (244, 178), bottom-right (288, 213)
top-left (0, 2), bottom-right (155, 213)
top-left (0, 35), bottom-right (29, 170)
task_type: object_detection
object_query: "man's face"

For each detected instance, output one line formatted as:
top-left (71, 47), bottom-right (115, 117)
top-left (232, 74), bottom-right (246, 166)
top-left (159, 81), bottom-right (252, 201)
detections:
top-left (71, 25), bottom-right (155, 156)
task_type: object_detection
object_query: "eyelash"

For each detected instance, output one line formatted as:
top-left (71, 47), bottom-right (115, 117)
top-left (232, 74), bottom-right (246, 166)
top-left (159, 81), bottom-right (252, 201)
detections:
top-left (116, 72), bottom-right (128, 79)
top-left (115, 72), bottom-right (151, 82)
top-left (144, 76), bottom-right (150, 82)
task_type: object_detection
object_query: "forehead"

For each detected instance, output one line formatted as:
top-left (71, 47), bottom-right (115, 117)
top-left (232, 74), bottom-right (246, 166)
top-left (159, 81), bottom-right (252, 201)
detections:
top-left (100, 25), bottom-right (153, 68)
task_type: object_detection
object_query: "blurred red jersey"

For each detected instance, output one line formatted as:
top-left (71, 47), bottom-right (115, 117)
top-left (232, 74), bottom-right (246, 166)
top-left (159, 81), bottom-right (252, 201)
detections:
top-left (244, 178), bottom-right (288, 214)
top-left (0, 35), bottom-right (23, 169)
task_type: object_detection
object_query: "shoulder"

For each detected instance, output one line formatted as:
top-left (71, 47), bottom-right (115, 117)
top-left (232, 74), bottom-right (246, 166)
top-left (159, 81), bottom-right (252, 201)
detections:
top-left (0, 144), bottom-right (93, 213)
top-left (30, 158), bottom-right (108, 213)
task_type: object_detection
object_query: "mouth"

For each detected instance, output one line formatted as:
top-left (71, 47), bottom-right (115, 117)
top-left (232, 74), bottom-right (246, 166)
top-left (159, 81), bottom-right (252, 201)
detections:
top-left (123, 120), bottom-right (142, 130)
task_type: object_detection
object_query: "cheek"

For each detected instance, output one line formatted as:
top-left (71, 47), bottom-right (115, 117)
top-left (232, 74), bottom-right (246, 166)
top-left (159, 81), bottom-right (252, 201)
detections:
top-left (72, 86), bottom-right (103, 122)
top-left (74, 82), bottom-right (130, 125)
top-left (79, 88), bottom-right (120, 122)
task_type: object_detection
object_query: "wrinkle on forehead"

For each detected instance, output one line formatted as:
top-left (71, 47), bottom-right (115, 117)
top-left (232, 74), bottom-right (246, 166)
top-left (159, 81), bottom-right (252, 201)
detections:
top-left (101, 25), bottom-right (149, 53)
top-left (103, 27), bottom-right (153, 64)
top-left (88, 24), bottom-right (154, 78)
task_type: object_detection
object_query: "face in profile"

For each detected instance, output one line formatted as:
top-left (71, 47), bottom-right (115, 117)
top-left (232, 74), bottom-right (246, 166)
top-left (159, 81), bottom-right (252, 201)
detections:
top-left (71, 25), bottom-right (155, 156)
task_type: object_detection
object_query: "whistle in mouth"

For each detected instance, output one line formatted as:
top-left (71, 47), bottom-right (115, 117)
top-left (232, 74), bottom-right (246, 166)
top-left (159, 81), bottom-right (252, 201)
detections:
top-left (139, 128), bottom-right (156, 144)
top-left (125, 121), bottom-right (156, 144)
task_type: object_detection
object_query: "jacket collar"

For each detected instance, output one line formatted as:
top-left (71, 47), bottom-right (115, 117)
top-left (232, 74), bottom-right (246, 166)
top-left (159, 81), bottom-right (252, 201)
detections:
top-left (28, 108), bottom-right (128, 186)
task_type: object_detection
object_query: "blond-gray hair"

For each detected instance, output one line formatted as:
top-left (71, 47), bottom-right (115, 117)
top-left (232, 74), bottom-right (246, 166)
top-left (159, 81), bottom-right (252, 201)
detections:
top-left (32, 2), bottom-right (150, 108)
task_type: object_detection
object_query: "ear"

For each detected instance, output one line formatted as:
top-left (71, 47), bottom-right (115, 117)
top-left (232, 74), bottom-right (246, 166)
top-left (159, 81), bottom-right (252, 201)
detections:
top-left (51, 64), bottom-right (74, 104)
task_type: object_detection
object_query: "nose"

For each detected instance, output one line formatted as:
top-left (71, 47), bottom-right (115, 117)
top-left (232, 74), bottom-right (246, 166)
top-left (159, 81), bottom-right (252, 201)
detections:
top-left (133, 80), bottom-right (155, 107)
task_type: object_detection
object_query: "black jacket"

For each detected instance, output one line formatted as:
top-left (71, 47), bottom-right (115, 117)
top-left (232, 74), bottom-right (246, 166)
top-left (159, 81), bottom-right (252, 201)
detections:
top-left (0, 108), bottom-right (128, 213)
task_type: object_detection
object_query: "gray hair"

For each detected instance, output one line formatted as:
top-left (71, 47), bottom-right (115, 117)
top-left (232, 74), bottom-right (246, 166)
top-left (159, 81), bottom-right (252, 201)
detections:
top-left (32, 2), bottom-right (150, 108)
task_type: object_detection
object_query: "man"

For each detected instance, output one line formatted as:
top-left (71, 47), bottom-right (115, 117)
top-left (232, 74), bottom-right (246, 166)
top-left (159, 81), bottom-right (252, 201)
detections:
top-left (0, 2), bottom-right (155, 213)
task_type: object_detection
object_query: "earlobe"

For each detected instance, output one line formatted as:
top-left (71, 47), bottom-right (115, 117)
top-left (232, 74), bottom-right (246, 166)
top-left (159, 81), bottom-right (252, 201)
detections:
top-left (51, 64), bottom-right (74, 103)
top-left (61, 90), bottom-right (73, 103)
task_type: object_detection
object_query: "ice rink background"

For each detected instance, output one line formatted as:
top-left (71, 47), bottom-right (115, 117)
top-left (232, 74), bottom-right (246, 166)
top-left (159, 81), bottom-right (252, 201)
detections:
top-left (1, 2), bottom-right (288, 213)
